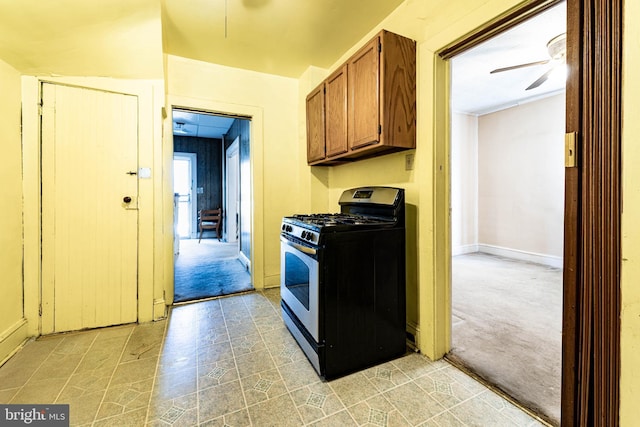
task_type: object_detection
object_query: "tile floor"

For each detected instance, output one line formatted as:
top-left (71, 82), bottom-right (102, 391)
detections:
top-left (0, 289), bottom-right (548, 426)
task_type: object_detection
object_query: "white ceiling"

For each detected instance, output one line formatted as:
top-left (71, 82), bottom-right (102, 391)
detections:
top-left (451, 2), bottom-right (567, 115)
top-left (173, 111), bottom-right (235, 139)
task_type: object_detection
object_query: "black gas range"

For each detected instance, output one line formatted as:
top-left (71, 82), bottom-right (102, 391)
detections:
top-left (280, 186), bottom-right (407, 379)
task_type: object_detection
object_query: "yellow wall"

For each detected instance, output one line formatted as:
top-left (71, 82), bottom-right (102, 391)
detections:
top-left (620, 0), bottom-right (639, 422)
top-left (165, 55), bottom-right (301, 288)
top-left (2, 1), bottom-right (639, 421)
top-left (0, 58), bottom-right (28, 363)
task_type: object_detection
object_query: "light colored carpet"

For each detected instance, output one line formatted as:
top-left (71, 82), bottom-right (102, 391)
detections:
top-left (174, 238), bottom-right (253, 303)
top-left (449, 252), bottom-right (562, 425)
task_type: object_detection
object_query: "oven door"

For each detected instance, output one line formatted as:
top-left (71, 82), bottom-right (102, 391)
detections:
top-left (280, 235), bottom-right (320, 341)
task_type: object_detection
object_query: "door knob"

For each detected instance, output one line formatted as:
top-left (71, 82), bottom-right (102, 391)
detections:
top-left (123, 196), bottom-right (132, 203)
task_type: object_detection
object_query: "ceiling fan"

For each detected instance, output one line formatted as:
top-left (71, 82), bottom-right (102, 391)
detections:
top-left (490, 33), bottom-right (567, 90)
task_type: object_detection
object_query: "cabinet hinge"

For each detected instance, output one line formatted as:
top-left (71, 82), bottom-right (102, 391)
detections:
top-left (378, 42), bottom-right (382, 53)
top-left (378, 125), bottom-right (382, 134)
top-left (38, 304), bottom-right (42, 316)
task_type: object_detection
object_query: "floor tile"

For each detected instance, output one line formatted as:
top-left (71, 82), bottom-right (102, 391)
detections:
top-left (0, 290), bottom-right (550, 427)
top-left (448, 395), bottom-right (521, 427)
top-left (247, 393), bottom-right (303, 427)
top-left (198, 379), bottom-right (246, 422)
top-left (93, 407), bottom-right (148, 426)
top-left (235, 348), bottom-right (276, 378)
top-left (277, 358), bottom-right (321, 391)
top-left (363, 361), bottom-right (411, 392)
top-left (197, 358), bottom-right (239, 389)
top-left (414, 367), bottom-right (477, 409)
top-left (308, 409), bottom-right (358, 427)
top-left (383, 381), bottom-right (446, 425)
top-left (328, 371), bottom-right (379, 408)
top-left (391, 352), bottom-right (448, 379)
top-left (196, 341), bottom-right (234, 366)
top-left (239, 368), bottom-right (288, 406)
top-left (230, 332), bottom-right (266, 356)
top-left (347, 394), bottom-right (411, 427)
top-left (290, 381), bottom-right (345, 424)
top-left (147, 391), bottom-right (198, 426)
top-left (199, 408), bottom-right (251, 427)
top-left (152, 366), bottom-right (198, 401)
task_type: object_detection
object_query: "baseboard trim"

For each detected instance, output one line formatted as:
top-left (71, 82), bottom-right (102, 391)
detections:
top-left (238, 252), bottom-right (251, 271)
top-left (452, 244), bottom-right (479, 256)
top-left (0, 318), bottom-right (29, 367)
top-left (477, 244), bottom-right (563, 268)
top-left (263, 274), bottom-right (280, 288)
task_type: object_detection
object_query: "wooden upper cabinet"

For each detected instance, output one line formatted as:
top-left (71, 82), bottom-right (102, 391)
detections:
top-left (325, 65), bottom-right (348, 157)
top-left (306, 30), bottom-right (416, 166)
top-left (349, 38), bottom-right (380, 150)
top-left (306, 83), bottom-right (325, 163)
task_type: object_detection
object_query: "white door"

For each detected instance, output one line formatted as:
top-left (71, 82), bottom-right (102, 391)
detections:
top-left (226, 137), bottom-right (240, 242)
top-left (173, 153), bottom-right (198, 239)
top-left (41, 83), bottom-right (139, 333)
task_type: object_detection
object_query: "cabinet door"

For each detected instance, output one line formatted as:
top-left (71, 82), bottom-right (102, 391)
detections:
top-left (348, 37), bottom-right (380, 150)
top-left (306, 84), bottom-right (326, 163)
top-left (325, 65), bottom-right (348, 157)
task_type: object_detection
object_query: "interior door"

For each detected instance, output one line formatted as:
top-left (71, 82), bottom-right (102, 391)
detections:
top-left (41, 83), bottom-right (139, 333)
top-left (225, 137), bottom-right (239, 242)
top-left (173, 152), bottom-right (197, 238)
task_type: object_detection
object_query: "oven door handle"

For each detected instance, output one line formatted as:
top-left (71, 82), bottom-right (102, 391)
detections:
top-left (280, 236), bottom-right (317, 256)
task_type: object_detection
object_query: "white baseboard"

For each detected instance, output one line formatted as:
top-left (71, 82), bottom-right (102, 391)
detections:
top-left (239, 252), bottom-right (251, 271)
top-left (0, 318), bottom-right (29, 367)
top-left (452, 244), bottom-right (478, 256)
top-left (477, 244), bottom-right (563, 268)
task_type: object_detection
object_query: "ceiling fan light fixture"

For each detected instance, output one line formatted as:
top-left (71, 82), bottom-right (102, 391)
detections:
top-left (547, 33), bottom-right (567, 60)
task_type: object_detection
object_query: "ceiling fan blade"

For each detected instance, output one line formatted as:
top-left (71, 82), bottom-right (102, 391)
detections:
top-left (490, 59), bottom-right (550, 74)
top-left (526, 68), bottom-right (555, 90)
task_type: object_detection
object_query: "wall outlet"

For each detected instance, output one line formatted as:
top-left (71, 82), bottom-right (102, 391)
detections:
top-left (405, 153), bottom-right (415, 171)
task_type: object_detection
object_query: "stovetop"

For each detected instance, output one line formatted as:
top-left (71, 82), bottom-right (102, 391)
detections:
top-left (287, 213), bottom-right (393, 228)
top-left (281, 187), bottom-right (405, 247)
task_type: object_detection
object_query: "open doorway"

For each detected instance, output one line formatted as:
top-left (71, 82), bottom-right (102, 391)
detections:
top-left (447, 2), bottom-right (566, 425)
top-left (172, 109), bottom-right (253, 303)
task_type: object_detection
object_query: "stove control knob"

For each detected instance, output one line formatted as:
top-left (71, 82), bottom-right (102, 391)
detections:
top-left (286, 225), bottom-right (293, 232)
top-left (307, 234), bottom-right (315, 242)
top-left (281, 224), bottom-right (286, 231)
top-left (301, 231), bottom-right (308, 240)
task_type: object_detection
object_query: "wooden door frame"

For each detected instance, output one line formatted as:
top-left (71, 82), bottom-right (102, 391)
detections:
top-left (440, 0), bottom-right (623, 424)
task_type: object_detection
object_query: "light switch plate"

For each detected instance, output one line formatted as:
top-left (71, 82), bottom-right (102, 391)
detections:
top-left (139, 167), bottom-right (151, 179)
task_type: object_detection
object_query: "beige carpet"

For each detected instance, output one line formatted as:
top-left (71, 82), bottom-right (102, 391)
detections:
top-left (449, 252), bottom-right (562, 425)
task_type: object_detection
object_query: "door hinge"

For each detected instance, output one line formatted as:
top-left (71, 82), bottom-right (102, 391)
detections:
top-left (565, 132), bottom-right (578, 167)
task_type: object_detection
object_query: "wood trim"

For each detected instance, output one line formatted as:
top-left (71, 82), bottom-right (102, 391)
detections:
top-left (563, 0), bottom-right (623, 425)
top-left (561, 0), bottom-right (583, 422)
top-left (439, 0), bottom-right (564, 59)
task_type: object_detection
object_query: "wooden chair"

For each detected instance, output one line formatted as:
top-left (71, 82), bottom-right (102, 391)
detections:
top-left (198, 208), bottom-right (222, 242)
